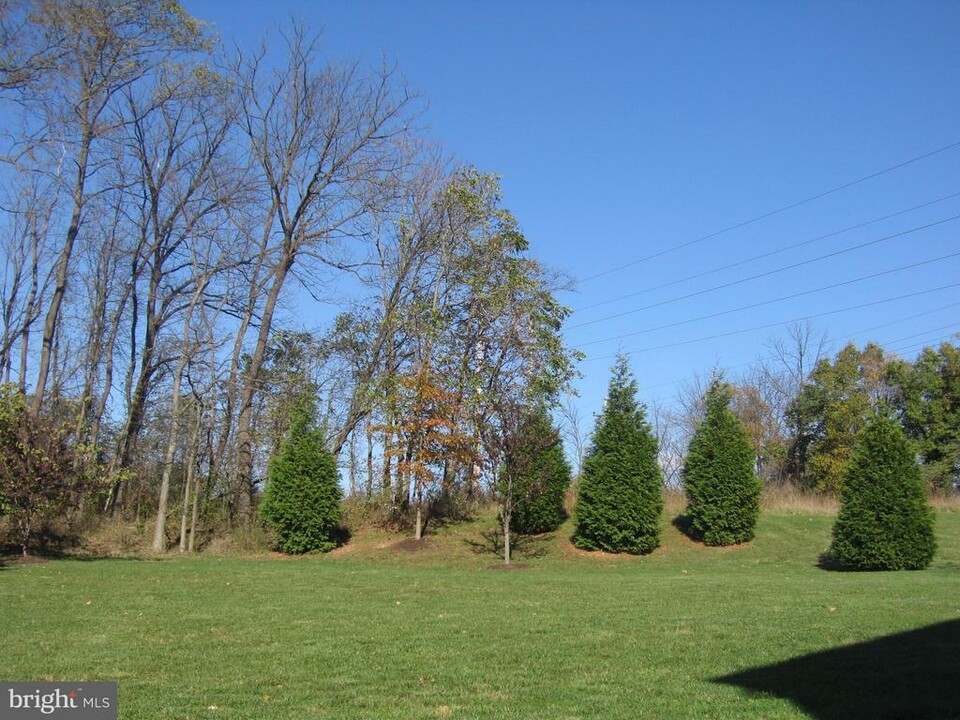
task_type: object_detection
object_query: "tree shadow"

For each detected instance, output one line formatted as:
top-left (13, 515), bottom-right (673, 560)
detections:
top-left (330, 524), bottom-right (352, 549)
top-left (671, 512), bottom-right (702, 542)
top-left (463, 528), bottom-right (552, 560)
top-left (812, 551), bottom-right (926, 573)
top-left (815, 551), bottom-right (851, 572)
top-left (715, 618), bottom-right (960, 719)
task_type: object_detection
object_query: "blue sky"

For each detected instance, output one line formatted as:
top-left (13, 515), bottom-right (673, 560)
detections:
top-left (186, 0), bottom-right (960, 422)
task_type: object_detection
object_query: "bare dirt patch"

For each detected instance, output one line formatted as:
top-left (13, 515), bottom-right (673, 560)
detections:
top-left (391, 537), bottom-right (432, 553)
top-left (561, 543), bottom-right (641, 561)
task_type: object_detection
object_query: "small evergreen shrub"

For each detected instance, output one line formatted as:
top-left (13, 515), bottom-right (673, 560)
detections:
top-left (259, 404), bottom-right (342, 554)
top-left (682, 378), bottom-right (762, 546)
top-left (828, 411), bottom-right (936, 570)
top-left (507, 409), bottom-right (571, 535)
top-left (574, 355), bottom-right (663, 554)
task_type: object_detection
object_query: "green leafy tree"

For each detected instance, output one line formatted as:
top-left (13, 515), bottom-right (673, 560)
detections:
top-left (573, 355), bottom-right (662, 554)
top-left (887, 342), bottom-right (960, 492)
top-left (828, 411), bottom-right (936, 570)
top-left (505, 407), bottom-right (571, 536)
top-left (0, 386), bottom-right (98, 556)
top-left (682, 378), bottom-right (762, 546)
top-left (259, 402), bottom-right (342, 554)
top-left (788, 342), bottom-right (889, 492)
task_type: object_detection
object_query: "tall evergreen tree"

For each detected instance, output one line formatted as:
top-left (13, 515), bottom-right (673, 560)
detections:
top-left (682, 378), bottom-right (762, 546)
top-left (506, 407), bottom-right (572, 536)
top-left (829, 411), bottom-right (936, 570)
top-left (259, 401), bottom-right (342, 554)
top-left (573, 355), bottom-right (662, 554)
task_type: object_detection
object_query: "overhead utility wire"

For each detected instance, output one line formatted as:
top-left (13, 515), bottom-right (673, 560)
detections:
top-left (576, 190), bottom-right (960, 313)
top-left (584, 282), bottom-right (960, 363)
top-left (882, 323), bottom-right (960, 347)
top-left (620, 302), bottom-right (960, 390)
top-left (829, 305), bottom-right (960, 344)
top-left (570, 214), bottom-right (960, 330)
top-left (579, 138), bottom-right (960, 283)
top-left (578, 255), bottom-right (960, 349)
top-left (890, 334), bottom-right (959, 357)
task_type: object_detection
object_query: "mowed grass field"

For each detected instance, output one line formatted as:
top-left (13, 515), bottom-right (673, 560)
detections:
top-left (2, 507), bottom-right (959, 719)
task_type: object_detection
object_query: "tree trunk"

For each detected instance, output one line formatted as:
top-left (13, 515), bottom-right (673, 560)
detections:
top-left (179, 404), bottom-right (203, 553)
top-left (31, 133), bottom-right (90, 414)
top-left (152, 332), bottom-right (189, 552)
top-left (348, 429), bottom-right (358, 497)
top-left (235, 252), bottom-right (294, 520)
top-left (188, 422), bottom-right (208, 554)
top-left (502, 510), bottom-right (511, 565)
top-left (365, 416), bottom-right (375, 498)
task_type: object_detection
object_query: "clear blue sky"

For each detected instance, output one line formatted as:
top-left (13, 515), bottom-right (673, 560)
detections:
top-left (186, 0), bottom-right (960, 423)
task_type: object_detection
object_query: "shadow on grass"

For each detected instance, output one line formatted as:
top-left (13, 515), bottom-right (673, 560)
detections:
top-left (330, 525), bottom-right (353, 549)
top-left (671, 512), bottom-right (696, 539)
top-left (715, 619), bottom-right (960, 719)
top-left (464, 528), bottom-right (552, 560)
top-left (815, 551), bottom-right (852, 572)
top-left (672, 512), bottom-right (716, 547)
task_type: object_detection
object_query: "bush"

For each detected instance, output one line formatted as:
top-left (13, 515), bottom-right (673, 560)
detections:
top-left (0, 386), bottom-right (97, 556)
top-left (259, 404), bottom-right (342, 554)
top-left (828, 411), bottom-right (936, 570)
top-left (506, 408), bottom-right (571, 535)
top-left (682, 379), bottom-right (762, 546)
top-left (573, 355), bottom-right (663, 554)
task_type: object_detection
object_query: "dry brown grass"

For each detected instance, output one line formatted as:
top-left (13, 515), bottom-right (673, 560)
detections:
top-left (929, 493), bottom-right (960, 512)
top-left (77, 518), bottom-right (151, 557)
top-left (663, 488), bottom-right (687, 516)
top-left (665, 485), bottom-right (839, 517)
top-left (760, 485), bottom-right (839, 514)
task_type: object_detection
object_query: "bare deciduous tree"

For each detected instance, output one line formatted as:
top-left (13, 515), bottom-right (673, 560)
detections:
top-left (228, 24), bottom-right (416, 518)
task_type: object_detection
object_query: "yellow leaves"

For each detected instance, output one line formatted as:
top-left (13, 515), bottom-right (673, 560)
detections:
top-left (381, 367), bottom-right (480, 484)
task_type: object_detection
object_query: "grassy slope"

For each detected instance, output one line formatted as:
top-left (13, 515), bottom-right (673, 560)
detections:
top-left (1, 509), bottom-right (958, 719)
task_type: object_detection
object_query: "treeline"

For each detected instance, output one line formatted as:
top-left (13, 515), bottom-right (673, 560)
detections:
top-left (0, 2), bottom-right (956, 560)
top-left (0, 1), bottom-right (578, 555)
top-left (652, 327), bottom-right (959, 499)
top-left (574, 352), bottom-right (938, 570)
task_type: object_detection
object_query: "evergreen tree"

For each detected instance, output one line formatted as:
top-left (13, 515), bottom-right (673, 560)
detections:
top-left (506, 408), bottom-right (572, 536)
top-left (682, 378), bottom-right (762, 546)
top-left (573, 355), bottom-right (663, 554)
top-left (829, 411), bottom-right (936, 570)
top-left (259, 401), bottom-right (342, 554)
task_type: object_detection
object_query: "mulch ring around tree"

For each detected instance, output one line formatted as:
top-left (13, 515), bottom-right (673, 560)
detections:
top-left (390, 537), bottom-right (433, 553)
top-left (3, 554), bottom-right (50, 566)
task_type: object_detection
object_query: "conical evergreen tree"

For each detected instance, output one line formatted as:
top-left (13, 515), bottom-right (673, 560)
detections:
top-left (574, 355), bottom-right (663, 554)
top-left (259, 401), bottom-right (342, 554)
top-left (682, 378), bottom-right (762, 546)
top-left (507, 408), bottom-right (572, 535)
top-left (829, 411), bottom-right (936, 570)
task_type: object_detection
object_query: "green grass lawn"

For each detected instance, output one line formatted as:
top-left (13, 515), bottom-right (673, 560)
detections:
top-left (2, 509), bottom-right (959, 719)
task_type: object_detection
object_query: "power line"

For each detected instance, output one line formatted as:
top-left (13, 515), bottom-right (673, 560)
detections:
top-left (570, 214), bottom-right (960, 330)
top-left (881, 323), bottom-right (960, 348)
top-left (577, 254), bottom-right (960, 349)
top-left (888, 333), bottom-right (959, 358)
top-left (579, 139), bottom-right (960, 283)
top-left (632, 307), bottom-right (960, 394)
top-left (575, 190), bottom-right (960, 313)
top-left (583, 282), bottom-right (960, 362)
